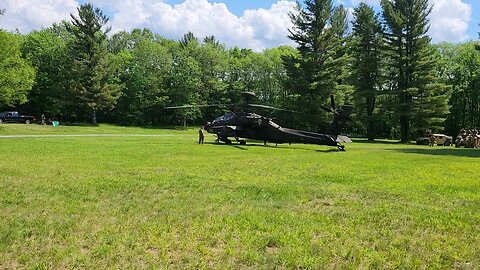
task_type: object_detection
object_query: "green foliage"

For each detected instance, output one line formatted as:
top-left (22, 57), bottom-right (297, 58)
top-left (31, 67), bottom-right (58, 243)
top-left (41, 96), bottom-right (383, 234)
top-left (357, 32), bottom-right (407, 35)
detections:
top-left (123, 38), bottom-right (172, 125)
top-left (350, 3), bottom-right (383, 141)
top-left (437, 42), bottom-right (480, 134)
top-left (21, 27), bottom-right (70, 116)
top-left (1, 125), bottom-right (479, 268)
top-left (0, 30), bottom-right (35, 108)
top-left (381, 0), bottom-right (449, 141)
top-left (66, 3), bottom-right (122, 124)
top-left (285, 0), bottom-right (349, 129)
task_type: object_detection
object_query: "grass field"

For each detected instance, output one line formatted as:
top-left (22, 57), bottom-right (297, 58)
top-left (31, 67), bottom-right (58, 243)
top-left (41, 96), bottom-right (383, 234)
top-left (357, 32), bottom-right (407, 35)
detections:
top-left (0, 124), bottom-right (479, 269)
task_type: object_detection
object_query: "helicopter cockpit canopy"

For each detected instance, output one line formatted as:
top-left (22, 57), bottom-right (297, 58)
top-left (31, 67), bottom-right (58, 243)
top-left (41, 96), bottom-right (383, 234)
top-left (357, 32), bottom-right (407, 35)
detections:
top-left (212, 112), bottom-right (235, 124)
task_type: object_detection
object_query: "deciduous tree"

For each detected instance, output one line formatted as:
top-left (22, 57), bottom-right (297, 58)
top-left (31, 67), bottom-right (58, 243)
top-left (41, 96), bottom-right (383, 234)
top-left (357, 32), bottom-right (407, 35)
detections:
top-left (0, 31), bottom-right (35, 108)
top-left (21, 27), bottom-right (69, 116)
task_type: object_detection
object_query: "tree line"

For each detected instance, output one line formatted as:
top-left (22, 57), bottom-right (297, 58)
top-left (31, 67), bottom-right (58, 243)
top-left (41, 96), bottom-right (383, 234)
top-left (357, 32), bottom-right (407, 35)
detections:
top-left (0, 0), bottom-right (479, 142)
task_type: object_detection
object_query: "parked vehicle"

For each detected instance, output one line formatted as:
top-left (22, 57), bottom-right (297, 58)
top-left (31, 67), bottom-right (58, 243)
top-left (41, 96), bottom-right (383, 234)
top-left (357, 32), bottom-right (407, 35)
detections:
top-left (416, 133), bottom-right (452, 146)
top-left (0, 111), bottom-right (36, 124)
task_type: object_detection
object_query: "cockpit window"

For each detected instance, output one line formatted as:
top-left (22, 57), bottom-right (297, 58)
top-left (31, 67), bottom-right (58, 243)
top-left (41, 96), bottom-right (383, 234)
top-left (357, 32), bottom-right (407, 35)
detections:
top-left (213, 112), bottom-right (234, 123)
top-left (224, 113), bottom-right (234, 121)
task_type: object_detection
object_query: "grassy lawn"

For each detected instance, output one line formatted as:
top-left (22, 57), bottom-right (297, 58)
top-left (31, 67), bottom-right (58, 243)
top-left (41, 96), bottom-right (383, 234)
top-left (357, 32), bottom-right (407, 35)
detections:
top-left (0, 124), bottom-right (479, 269)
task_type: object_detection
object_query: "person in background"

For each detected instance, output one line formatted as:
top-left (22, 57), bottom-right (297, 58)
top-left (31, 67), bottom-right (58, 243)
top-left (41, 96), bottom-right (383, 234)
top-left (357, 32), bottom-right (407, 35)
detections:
top-left (429, 135), bottom-right (436, 147)
top-left (41, 113), bottom-right (46, 125)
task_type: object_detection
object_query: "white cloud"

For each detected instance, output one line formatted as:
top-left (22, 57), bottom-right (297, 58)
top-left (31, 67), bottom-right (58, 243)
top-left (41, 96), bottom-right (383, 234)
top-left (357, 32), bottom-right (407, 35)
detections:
top-left (0, 0), bottom-right (78, 32)
top-left (348, 0), bottom-right (472, 43)
top-left (0, 0), bottom-right (296, 51)
top-left (429, 0), bottom-right (471, 42)
top-left (84, 0), bottom-right (296, 51)
top-left (0, 0), bottom-right (473, 50)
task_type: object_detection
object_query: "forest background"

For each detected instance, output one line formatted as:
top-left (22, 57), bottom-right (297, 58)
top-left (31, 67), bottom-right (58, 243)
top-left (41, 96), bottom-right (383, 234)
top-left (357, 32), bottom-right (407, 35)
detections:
top-left (1, 0), bottom-right (480, 142)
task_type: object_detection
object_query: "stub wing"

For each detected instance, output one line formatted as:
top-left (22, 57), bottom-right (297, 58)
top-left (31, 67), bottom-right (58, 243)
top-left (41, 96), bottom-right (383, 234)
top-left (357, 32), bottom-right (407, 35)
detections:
top-left (336, 135), bottom-right (352, 143)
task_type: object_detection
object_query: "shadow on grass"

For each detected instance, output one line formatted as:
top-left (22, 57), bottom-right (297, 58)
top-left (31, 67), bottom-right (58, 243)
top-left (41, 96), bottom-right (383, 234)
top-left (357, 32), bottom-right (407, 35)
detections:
top-left (353, 138), bottom-right (414, 145)
top-left (392, 147), bottom-right (480, 158)
top-left (203, 141), bottom-right (343, 152)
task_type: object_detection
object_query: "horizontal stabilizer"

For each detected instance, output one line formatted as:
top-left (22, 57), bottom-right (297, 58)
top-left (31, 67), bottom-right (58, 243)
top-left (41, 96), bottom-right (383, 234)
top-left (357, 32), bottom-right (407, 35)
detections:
top-left (336, 135), bottom-right (352, 143)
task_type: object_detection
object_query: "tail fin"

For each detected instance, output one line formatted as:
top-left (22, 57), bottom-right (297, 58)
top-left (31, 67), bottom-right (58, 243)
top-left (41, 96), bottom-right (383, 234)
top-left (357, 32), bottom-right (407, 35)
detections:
top-left (328, 105), bottom-right (353, 135)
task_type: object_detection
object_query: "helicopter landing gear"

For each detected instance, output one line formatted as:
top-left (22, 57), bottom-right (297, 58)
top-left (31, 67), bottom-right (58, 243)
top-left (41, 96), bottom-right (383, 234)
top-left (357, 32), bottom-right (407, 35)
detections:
top-left (219, 136), bottom-right (232, 144)
top-left (338, 145), bottom-right (345, 151)
top-left (234, 135), bottom-right (247, 145)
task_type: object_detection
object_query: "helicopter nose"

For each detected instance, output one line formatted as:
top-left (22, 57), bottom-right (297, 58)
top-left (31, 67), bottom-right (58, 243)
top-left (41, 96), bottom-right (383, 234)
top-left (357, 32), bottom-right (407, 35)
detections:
top-left (204, 122), bottom-right (212, 131)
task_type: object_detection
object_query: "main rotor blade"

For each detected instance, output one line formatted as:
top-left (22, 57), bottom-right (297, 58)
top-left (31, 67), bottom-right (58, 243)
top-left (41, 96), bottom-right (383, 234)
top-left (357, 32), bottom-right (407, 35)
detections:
top-left (319, 105), bottom-right (334, 113)
top-left (247, 104), bottom-right (303, 113)
top-left (164, 104), bottom-right (229, 109)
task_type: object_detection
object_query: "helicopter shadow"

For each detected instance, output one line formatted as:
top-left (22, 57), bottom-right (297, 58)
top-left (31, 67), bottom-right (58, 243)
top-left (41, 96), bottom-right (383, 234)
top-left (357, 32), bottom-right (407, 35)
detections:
top-left (315, 149), bottom-right (343, 153)
top-left (203, 141), bottom-right (343, 152)
top-left (391, 147), bottom-right (480, 158)
top-left (204, 141), bottom-right (248, 150)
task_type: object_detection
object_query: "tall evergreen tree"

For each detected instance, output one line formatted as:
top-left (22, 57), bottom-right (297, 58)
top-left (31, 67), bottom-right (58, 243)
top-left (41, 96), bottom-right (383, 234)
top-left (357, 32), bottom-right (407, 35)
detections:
top-left (66, 3), bottom-right (121, 124)
top-left (285, 0), bottom-right (349, 129)
top-left (351, 3), bottom-right (383, 141)
top-left (381, 0), bottom-right (449, 141)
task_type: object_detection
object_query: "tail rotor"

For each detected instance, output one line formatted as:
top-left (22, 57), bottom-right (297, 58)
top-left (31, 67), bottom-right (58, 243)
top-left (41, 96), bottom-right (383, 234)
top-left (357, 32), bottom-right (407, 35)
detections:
top-left (319, 95), bottom-right (353, 136)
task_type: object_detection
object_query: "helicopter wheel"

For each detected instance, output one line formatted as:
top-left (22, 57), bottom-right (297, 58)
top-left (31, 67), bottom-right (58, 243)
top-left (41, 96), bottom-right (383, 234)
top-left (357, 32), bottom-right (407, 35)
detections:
top-left (224, 139), bottom-right (232, 145)
top-left (239, 140), bottom-right (246, 145)
top-left (338, 145), bottom-right (345, 151)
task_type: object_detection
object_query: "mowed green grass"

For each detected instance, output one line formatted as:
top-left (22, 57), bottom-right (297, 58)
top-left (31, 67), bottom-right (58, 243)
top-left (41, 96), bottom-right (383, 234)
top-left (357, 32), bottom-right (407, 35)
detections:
top-left (0, 124), bottom-right (479, 269)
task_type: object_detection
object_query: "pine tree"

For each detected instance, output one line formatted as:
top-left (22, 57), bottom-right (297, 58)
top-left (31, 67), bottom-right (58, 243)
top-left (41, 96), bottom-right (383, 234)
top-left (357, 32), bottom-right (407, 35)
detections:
top-left (351, 3), bottom-right (383, 141)
top-left (285, 0), bottom-right (348, 129)
top-left (381, 0), bottom-right (449, 141)
top-left (66, 3), bottom-right (121, 125)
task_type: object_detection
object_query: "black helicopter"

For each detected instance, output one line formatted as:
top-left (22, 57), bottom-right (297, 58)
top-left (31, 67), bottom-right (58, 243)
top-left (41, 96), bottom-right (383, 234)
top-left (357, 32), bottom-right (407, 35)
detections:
top-left (165, 92), bottom-right (353, 151)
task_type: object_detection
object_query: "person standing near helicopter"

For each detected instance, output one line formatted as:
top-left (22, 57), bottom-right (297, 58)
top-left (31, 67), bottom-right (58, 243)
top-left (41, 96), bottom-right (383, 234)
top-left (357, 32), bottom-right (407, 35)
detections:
top-left (198, 126), bottom-right (205, 144)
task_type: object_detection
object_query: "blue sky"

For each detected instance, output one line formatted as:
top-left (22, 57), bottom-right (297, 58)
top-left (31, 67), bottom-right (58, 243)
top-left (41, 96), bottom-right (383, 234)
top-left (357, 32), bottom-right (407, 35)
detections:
top-left (1, 0), bottom-right (478, 51)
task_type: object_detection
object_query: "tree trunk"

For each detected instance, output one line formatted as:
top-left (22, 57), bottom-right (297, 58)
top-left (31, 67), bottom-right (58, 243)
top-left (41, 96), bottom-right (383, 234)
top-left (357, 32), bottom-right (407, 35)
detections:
top-left (367, 118), bottom-right (375, 142)
top-left (366, 96), bottom-right (375, 142)
top-left (400, 115), bottom-right (409, 143)
top-left (91, 110), bottom-right (97, 125)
